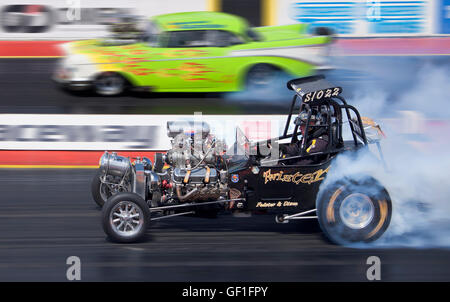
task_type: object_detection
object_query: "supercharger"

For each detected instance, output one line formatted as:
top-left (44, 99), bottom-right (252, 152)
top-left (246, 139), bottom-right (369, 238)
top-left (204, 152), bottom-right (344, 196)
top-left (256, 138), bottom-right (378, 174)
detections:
top-left (97, 121), bottom-right (229, 206)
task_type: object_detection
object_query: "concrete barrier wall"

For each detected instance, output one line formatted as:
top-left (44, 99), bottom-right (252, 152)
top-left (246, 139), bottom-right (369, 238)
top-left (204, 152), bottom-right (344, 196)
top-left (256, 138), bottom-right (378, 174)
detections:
top-left (0, 113), bottom-right (447, 167)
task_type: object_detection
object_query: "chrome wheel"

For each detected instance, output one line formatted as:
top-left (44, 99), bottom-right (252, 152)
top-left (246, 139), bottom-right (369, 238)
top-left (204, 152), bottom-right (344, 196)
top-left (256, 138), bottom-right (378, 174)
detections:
top-left (95, 73), bottom-right (125, 96)
top-left (109, 201), bottom-right (144, 237)
top-left (339, 193), bottom-right (374, 229)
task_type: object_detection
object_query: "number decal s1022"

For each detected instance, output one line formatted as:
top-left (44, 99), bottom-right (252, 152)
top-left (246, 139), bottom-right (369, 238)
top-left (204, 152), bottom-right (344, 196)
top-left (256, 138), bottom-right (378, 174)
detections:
top-left (303, 87), bottom-right (342, 103)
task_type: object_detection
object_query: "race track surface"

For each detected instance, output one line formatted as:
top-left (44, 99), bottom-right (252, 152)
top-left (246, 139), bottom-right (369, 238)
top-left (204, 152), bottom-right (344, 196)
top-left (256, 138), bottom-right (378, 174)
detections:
top-left (0, 169), bottom-right (449, 281)
top-left (0, 55), bottom-right (448, 115)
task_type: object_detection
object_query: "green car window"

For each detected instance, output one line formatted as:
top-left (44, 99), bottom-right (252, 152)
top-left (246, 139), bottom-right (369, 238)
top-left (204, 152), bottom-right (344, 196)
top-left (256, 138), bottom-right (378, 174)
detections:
top-left (166, 30), bottom-right (213, 47)
top-left (214, 30), bottom-right (243, 47)
top-left (165, 30), bottom-right (243, 48)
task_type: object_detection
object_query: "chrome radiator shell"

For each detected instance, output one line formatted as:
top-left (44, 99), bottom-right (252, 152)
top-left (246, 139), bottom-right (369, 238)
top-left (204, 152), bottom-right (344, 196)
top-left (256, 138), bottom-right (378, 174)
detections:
top-left (99, 151), bottom-right (132, 178)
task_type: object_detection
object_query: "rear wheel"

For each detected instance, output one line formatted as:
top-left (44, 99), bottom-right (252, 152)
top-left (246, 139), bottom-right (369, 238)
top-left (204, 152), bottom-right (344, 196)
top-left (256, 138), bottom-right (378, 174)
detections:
top-left (316, 176), bottom-right (392, 244)
top-left (94, 72), bottom-right (126, 96)
top-left (91, 170), bottom-right (111, 208)
top-left (91, 170), bottom-right (131, 208)
top-left (245, 64), bottom-right (280, 91)
top-left (102, 193), bottom-right (150, 243)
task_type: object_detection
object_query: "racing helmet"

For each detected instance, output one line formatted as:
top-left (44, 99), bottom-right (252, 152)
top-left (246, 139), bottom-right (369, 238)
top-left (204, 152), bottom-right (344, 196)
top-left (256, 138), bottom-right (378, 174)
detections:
top-left (295, 107), bottom-right (329, 138)
top-left (295, 110), bottom-right (317, 126)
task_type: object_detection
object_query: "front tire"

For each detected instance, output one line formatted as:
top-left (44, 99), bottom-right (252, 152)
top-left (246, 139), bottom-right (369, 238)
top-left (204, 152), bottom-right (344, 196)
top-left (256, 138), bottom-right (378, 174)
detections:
top-left (316, 176), bottom-right (392, 245)
top-left (102, 193), bottom-right (150, 243)
top-left (94, 72), bottom-right (126, 96)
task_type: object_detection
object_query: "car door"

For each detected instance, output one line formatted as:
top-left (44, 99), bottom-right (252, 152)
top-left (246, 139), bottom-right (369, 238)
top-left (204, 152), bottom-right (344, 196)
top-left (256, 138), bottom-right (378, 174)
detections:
top-left (257, 161), bottom-right (331, 211)
top-left (257, 165), bottom-right (297, 204)
top-left (141, 30), bottom-right (231, 90)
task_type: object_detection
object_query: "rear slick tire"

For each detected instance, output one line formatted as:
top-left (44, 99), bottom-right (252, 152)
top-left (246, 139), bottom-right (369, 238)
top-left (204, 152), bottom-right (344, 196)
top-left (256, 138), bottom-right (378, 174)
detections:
top-left (316, 176), bottom-right (392, 245)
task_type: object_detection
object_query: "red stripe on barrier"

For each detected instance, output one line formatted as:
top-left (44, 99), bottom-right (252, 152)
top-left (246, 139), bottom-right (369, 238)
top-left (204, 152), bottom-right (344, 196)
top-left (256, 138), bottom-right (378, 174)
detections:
top-left (0, 41), bottom-right (67, 57)
top-left (0, 150), bottom-right (162, 166)
top-left (335, 37), bottom-right (450, 55)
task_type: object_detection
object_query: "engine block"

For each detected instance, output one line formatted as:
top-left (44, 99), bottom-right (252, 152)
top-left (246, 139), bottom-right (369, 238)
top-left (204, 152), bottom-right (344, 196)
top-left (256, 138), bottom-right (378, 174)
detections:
top-left (97, 120), bottom-right (229, 206)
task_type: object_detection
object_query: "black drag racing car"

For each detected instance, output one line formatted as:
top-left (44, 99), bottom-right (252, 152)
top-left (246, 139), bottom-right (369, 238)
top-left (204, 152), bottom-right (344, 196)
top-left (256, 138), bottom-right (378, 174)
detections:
top-left (92, 75), bottom-right (392, 245)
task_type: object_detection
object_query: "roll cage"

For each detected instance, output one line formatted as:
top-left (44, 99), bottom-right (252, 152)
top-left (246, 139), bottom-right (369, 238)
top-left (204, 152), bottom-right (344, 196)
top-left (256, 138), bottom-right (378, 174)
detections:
top-left (253, 75), bottom-right (370, 165)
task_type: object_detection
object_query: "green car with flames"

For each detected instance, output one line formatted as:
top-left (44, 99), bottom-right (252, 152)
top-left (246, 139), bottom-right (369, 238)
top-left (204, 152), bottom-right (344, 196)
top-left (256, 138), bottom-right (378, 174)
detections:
top-left (54, 11), bottom-right (333, 96)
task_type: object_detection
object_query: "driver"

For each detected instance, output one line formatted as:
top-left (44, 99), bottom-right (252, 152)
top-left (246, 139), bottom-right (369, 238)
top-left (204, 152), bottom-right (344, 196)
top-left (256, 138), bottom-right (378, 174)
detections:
top-left (280, 110), bottom-right (329, 165)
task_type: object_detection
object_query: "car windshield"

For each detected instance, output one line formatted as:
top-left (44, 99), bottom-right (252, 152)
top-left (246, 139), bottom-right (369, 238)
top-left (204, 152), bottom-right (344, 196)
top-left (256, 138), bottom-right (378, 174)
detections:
top-left (144, 21), bottom-right (160, 46)
top-left (247, 28), bottom-right (263, 41)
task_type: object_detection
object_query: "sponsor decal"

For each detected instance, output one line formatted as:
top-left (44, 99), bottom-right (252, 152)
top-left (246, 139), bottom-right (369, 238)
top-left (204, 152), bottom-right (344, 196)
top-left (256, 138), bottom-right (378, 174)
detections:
top-left (367, 1), bottom-right (427, 34)
top-left (441, 0), bottom-right (450, 34)
top-left (262, 167), bottom-right (330, 185)
top-left (1, 5), bottom-right (54, 33)
top-left (0, 124), bottom-right (159, 150)
top-left (290, 0), bottom-right (431, 35)
top-left (256, 201), bottom-right (299, 208)
top-left (231, 174), bottom-right (239, 183)
top-left (0, 4), bottom-right (132, 33)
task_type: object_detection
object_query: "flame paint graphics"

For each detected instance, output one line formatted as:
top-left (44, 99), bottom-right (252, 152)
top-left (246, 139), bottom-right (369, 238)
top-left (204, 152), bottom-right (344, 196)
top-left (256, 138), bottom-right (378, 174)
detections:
top-left (79, 45), bottom-right (236, 83)
top-left (159, 49), bottom-right (208, 58)
top-left (178, 62), bottom-right (212, 81)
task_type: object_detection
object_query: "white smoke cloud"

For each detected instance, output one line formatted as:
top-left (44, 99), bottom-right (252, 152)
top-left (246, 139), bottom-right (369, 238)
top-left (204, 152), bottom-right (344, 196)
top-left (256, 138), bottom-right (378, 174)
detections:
top-left (223, 72), bottom-right (294, 104)
top-left (320, 63), bottom-right (450, 248)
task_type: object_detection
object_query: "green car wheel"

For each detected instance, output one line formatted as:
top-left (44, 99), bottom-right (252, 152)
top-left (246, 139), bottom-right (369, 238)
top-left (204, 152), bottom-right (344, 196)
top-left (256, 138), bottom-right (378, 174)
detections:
top-left (94, 72), bottom-right (126, 96)
top-left (246, 64), bottom-right (281, 90)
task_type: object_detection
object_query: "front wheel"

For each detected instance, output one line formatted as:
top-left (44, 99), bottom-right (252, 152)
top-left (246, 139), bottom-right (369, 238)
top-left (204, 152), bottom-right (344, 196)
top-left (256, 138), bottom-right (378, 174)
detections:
top-left (94, 72), bottom-right (126, 96)
top-left (316, 176), bottom-right (392, 245)
top-left (102, 193), bottom-right (151, 243)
